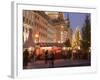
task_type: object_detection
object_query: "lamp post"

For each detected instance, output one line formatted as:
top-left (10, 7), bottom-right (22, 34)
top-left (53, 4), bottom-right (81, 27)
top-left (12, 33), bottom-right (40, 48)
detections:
top-left (61, 26), bottom-right (64, 43)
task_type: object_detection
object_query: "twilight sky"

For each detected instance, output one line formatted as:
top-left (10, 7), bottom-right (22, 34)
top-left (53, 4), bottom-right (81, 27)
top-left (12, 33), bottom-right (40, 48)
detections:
top-left (64, 12), bottom-right (90, 31)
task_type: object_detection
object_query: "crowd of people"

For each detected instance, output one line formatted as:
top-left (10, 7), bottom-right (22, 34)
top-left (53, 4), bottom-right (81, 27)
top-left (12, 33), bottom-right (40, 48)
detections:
top-left (23, 48), bottom-right (56, 68)
top-left (23, 47), bottom-right (90, 68)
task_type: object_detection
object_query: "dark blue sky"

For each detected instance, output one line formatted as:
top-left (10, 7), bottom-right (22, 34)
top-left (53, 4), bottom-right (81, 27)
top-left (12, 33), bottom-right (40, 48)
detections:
top-left (64, 12), bottom-right (90, 31)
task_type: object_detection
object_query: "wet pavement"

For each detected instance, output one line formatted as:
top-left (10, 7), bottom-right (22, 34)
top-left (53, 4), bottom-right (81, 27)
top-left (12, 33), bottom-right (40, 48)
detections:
top-left (24, 59), bottom-right (90, 69)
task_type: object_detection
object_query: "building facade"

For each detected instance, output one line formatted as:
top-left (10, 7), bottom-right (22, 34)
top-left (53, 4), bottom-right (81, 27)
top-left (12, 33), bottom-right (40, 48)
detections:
top-left (23, 10), bottom-right (72, 48)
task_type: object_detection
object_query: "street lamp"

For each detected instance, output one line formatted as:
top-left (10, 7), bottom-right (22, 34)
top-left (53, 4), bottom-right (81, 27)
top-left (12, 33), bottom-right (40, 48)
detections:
top-left (35, 33), bottom-right (39, 43)
top-left (35, 34), bottom-right (39, 38)
top-left (77, 46), bottom-right (80, 50)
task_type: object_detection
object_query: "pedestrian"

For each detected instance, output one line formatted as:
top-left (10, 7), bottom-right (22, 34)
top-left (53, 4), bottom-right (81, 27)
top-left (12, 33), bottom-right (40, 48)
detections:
top-left (45, 50), bottom-right (48, 64)
top-left (62, 50), bottom-right (67, 60)
top-left (23, 49), bottom-right (29, 68)
top-left (51, 51), bottom-right (55, 68)
top-left (32, 49), bottom-right (36, 63)
top-left (48, 50), bottom-right (55, 68)
top-left (67, 50), bottom-right (72, 59)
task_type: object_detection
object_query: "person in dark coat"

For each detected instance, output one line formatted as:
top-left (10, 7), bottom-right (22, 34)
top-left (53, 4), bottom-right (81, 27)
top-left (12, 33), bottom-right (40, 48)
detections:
top-left (45, 50), bottom-right (48, 64)
top-left (51, 51), bottom-right (55, 68)
top-left (30, 49), bottom-right (36, 63)
top-left (23, 49), bottom-right (29, 68)
top-left (48, 50), bottom-right (55, 68)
